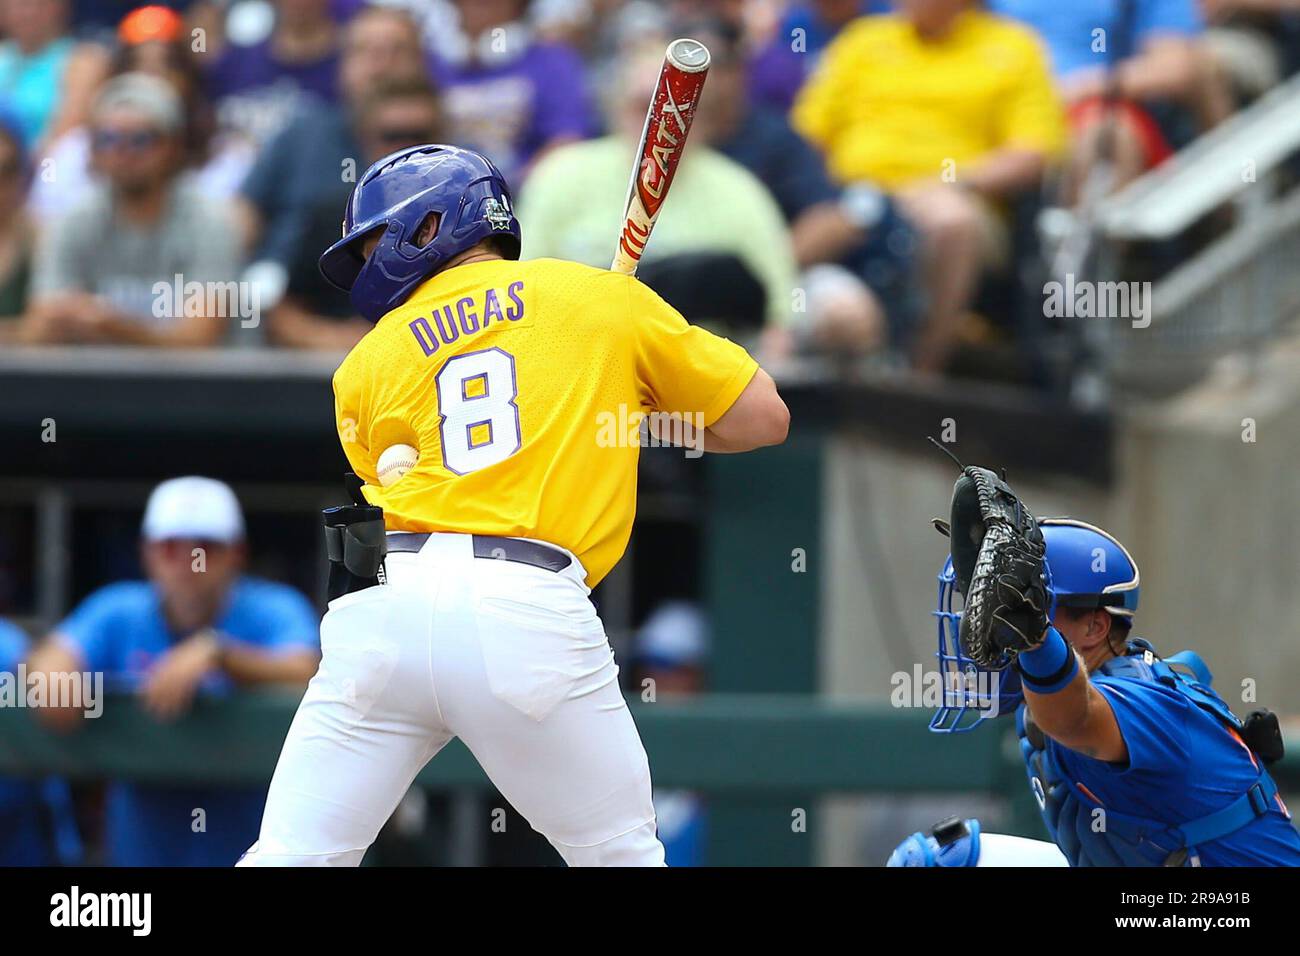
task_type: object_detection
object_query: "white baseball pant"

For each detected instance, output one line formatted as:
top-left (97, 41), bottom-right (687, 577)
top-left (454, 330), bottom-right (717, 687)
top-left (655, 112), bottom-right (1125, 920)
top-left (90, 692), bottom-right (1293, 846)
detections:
top-left (975, 833), bottom-right (1069, 866)
top-left (238, 533), bottom-right (664, 867)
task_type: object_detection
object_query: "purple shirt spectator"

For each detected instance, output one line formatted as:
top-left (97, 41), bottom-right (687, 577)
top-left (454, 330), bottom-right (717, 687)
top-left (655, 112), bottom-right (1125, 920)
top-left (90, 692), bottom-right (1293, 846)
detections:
top-left (429, 40), bottom-right (595, 188)
top-left (748, 1), bottom-right (888, 112)
top-left (203, 37), bottom-right (340, 148)
top-left (330, 0), bottom-right (368, 22)
top-left (206, 38), bottom-right (340, 104)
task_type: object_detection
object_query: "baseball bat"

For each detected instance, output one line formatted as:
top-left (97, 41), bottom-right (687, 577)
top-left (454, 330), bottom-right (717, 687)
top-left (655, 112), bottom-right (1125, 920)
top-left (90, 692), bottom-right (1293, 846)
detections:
top-left (610, 37), bottom-right (711, 276)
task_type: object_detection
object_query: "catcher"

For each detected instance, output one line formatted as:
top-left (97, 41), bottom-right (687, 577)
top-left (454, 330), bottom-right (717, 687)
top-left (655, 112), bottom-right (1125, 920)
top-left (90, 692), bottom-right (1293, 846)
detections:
top-left (890, 466), bottom-right (1300, 867)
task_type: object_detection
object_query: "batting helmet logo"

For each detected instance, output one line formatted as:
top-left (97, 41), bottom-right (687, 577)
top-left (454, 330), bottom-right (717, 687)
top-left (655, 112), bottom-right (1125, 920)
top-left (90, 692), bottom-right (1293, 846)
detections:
top-left (484, 197), bottom-right (513, 231)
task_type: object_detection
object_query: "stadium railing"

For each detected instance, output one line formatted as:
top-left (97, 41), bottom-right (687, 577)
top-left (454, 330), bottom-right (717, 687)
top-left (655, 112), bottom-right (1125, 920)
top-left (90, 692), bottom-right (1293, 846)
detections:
top-left (0, 691), bottom-right (1294, 864)
top-left (1089, 72), bottom-right (1300, 395)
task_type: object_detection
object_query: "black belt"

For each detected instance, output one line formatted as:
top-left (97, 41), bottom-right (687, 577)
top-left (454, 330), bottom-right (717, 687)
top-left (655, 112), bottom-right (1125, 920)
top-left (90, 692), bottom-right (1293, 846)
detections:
top-left (387, 532), bottom-right (572, 573)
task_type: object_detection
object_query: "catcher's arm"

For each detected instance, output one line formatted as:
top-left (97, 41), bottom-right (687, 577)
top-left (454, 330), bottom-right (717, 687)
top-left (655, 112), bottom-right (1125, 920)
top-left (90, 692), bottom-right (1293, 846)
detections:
top-left (1020, 620), bottom-right (1127, 763)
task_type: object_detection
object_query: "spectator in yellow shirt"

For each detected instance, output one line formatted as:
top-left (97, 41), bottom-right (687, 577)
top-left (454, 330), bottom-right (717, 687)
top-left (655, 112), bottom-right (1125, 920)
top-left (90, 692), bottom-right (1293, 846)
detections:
top-left (793, 0), bottom-right (1067, 373)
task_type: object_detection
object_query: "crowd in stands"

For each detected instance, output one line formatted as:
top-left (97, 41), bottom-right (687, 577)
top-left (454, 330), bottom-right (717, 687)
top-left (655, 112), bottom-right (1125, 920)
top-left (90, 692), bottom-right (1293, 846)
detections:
top-left (1, 0), bottom-right (1294, 372)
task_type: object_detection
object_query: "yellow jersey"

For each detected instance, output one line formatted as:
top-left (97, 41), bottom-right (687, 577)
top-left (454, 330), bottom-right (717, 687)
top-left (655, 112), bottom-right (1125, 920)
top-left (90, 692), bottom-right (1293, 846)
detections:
top-left (332, 257), bottom-right (759, 586)
top-left (792, 11), bottom-right (1066, 190)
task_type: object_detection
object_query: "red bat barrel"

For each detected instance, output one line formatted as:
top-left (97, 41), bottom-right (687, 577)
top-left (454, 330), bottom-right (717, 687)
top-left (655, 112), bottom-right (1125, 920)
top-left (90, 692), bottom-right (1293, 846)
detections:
top-left (611, 38), bottom-right (711, 275)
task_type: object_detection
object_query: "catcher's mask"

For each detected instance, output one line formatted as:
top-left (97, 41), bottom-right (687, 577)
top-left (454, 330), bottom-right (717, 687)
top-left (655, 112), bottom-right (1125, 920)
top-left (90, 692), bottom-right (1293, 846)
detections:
top-left (929, 555), bottom-right (1028, 733)
top-left (929, 518), bottom-right (1139, 733)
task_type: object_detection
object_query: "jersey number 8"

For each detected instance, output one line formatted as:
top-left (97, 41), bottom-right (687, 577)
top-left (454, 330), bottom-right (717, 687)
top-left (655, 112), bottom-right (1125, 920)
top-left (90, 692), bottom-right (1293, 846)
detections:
top-left (435, 347), bottom-right (522, 475)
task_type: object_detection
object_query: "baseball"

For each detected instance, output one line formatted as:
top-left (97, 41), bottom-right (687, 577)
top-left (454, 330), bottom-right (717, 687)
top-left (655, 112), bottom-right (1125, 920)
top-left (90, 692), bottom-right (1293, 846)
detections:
top-left (376, 444), bottom-right (419, 487)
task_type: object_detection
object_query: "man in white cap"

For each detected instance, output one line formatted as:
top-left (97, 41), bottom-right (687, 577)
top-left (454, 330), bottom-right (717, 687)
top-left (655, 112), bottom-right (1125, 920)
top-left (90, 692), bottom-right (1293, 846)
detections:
top-left (26, 476), bottom-right (319, 866)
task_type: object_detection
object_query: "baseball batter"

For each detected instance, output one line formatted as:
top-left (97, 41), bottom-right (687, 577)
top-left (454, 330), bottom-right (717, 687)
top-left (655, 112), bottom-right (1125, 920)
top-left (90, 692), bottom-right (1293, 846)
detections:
top-left (237, 145), bottom-right (789, 867)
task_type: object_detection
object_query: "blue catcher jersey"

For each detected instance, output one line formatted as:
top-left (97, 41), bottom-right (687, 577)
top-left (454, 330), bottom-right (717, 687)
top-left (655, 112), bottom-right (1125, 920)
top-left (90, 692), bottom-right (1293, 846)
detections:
top-left (1021, 643), bottom-right (1300, 866)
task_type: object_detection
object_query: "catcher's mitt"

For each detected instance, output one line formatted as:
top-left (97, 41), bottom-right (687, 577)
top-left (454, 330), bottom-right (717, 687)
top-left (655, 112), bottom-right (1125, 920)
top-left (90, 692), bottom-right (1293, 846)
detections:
top-left (941, 466), bottom-right (1049, 669)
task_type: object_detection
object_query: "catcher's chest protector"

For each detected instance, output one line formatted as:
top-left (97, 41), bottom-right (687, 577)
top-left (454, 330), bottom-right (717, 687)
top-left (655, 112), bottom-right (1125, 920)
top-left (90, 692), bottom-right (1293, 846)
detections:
top-left (1016, 641), bottom-right (1289, 867)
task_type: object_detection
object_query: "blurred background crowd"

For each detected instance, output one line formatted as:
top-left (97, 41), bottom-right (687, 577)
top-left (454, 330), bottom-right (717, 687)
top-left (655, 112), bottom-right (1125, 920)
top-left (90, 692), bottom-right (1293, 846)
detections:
top-left (1, 0), bottom-right (1296, 372)
top-left (2, 0), bottom-right (1300, 867)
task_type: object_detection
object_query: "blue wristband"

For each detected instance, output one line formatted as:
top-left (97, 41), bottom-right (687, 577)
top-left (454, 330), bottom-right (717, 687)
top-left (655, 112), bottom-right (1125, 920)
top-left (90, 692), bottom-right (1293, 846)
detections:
top-left (1016, 626), bottom-right (1078, 694)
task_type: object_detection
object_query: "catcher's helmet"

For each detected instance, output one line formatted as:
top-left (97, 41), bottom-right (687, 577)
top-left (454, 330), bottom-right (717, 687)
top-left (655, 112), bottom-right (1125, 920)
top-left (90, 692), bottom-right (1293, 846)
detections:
top-left (319, 144), bottom-right (521, 322)
top-left (1038, 518), bottom-right (1140, 619)
top-left (929, 518), bottom-right (1139, 734)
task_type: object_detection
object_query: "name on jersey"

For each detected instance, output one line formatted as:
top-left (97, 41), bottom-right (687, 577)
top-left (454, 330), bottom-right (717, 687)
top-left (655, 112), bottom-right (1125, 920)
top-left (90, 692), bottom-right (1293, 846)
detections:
top-left (408, 281), bottom-right (525, 357)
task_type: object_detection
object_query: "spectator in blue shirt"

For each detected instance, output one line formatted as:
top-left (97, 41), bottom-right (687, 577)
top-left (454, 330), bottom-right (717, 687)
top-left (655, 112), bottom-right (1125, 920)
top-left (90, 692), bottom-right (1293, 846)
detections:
top-left (989, 0), bottom-right (1202, 87)
top-left (0, 618), bottom-right (80, 865)
top-left (0, 0), bottom-right (110, 151)
top-left (987, 0), bottom-right (1227, 201)
top-left (27, 476), bottom-right (320, 866)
